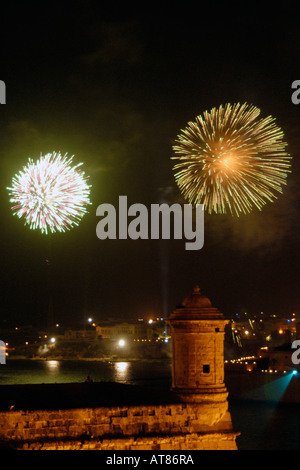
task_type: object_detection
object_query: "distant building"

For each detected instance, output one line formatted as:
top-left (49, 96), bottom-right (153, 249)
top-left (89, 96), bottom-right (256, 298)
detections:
top-left (96, 320), bottom-right (166, 341)
top-left (258, 343), bottom-right (297, 372)
top-left (95, 324), bottom-right (113, 339)
top-left (64, 329), bottom-right (97, 341)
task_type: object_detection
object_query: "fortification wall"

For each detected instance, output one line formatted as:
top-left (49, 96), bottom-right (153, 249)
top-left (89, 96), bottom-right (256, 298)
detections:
top-left (0, 402), bottom-right (238, 450)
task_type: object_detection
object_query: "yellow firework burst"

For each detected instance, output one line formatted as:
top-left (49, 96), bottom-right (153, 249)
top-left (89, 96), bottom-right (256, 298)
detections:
top-left (172, 102), bottom-right (291, 216)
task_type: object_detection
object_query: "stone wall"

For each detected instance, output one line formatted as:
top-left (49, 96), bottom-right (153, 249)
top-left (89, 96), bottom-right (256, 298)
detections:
top-left (21, 432), bottom-right (237, 450)
top-left (0, 402), bottom-right (238, 450)
top-left (172, 328), bottom-right (226, 389)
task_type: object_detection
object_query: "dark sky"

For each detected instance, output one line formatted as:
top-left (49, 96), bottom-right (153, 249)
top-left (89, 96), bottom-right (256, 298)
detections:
top-left (1, 2), bottom-right (300, 328)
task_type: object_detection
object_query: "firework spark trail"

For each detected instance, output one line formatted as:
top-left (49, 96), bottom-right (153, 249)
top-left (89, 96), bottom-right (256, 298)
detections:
top-left (172, 102), bottom-right (291, 216)
top-left (7, 152), bottom-right (92, 234)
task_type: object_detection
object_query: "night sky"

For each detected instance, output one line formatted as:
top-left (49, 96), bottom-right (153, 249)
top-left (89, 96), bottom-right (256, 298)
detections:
top-left (1, 3), bottom-right (300, 328)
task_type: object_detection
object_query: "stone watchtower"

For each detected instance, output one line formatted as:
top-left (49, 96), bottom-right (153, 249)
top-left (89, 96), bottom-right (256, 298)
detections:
top-left (167, 285), bottom-right (238, 448)
top-left (167, 286), bottom-right (229, 402)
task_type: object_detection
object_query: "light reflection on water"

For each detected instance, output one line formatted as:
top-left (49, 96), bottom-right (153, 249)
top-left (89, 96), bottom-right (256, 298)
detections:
top-left (45, 360), bottom-right (60, 375)
top-left (114, 362), bottom-right (130, 382)
top-left (0, 359), bottom-right (172, 388)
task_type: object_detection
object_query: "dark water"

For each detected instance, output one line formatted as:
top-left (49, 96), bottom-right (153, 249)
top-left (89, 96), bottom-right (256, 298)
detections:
top-left (229, 399), bottom-right (300, 450)
top-left (0, 359), bottom-right (172, 387)
top-left (1, 359), bottom-right (300, 450)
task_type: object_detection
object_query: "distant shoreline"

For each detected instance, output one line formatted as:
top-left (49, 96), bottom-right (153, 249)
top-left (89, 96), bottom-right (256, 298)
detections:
top-left (6, 355), bottom-right (172, 363)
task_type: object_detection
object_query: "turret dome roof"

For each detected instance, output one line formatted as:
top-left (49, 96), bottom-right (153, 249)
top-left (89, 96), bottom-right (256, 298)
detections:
top-left (180, 286), bottom-right (212, 308)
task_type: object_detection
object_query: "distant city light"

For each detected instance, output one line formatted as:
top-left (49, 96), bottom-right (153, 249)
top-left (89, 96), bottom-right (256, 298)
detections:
top-left (50, 337), bottom-right (56, 343)
top-left (118, 339), bottom-right (125, 347)
top-left (88, 318), bottom-right (93, 323)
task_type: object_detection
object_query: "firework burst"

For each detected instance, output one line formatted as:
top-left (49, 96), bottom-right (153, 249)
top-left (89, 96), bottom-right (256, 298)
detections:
top-left (172, 102), bottom-right (291, 216)
top-left (7, 152), bottom-right (91, 234)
